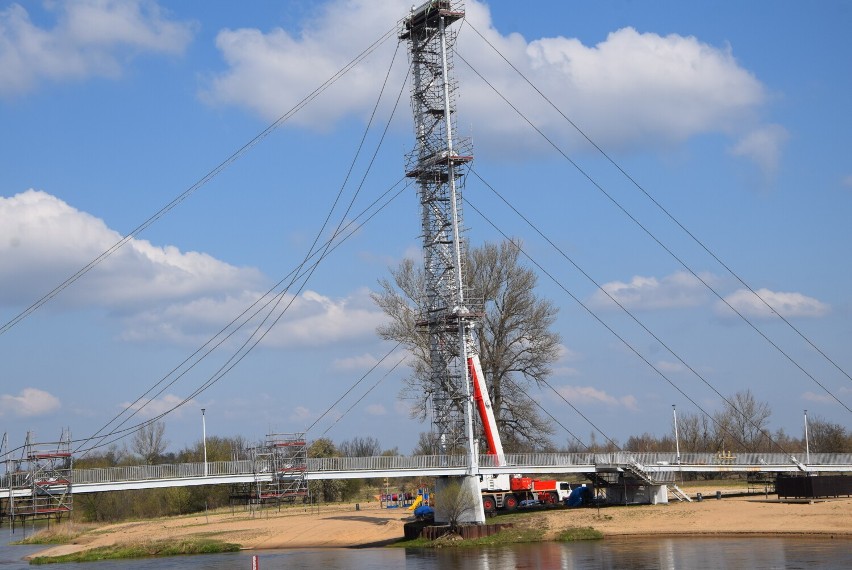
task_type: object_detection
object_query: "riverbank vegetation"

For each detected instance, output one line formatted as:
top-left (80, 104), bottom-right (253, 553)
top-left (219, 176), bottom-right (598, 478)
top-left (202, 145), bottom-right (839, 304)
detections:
top-left (13, 524), bottom-right (95, 545)
top-left (28, 538), bottom-right (240, 565)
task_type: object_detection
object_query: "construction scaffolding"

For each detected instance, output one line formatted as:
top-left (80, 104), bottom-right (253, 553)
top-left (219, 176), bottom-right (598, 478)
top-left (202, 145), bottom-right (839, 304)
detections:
top-left (1, 430), bottom-right (73, 531)
top-left (229, 433), bottom-right (308, 511)
top-left (401, 0), bottom-right (481, 456)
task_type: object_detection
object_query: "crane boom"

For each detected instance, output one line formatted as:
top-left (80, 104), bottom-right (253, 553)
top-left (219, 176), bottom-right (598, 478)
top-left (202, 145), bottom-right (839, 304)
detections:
top-left (468, 355), bottom-right (505, 466)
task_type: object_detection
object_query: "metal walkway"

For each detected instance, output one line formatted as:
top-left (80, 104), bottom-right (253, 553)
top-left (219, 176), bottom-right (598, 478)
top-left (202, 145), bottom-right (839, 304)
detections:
top-left (3, 452), bottom-right (851, 498)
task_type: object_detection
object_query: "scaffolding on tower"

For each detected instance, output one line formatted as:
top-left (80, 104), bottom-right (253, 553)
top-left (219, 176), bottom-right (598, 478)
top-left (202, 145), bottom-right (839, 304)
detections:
top-left (401, 1), bottom-right (482, 458)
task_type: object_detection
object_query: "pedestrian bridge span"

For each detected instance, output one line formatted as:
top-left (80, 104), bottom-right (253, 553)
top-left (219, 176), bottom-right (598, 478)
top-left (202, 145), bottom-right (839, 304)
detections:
top-left (3, 452), bottom-right (851, 498)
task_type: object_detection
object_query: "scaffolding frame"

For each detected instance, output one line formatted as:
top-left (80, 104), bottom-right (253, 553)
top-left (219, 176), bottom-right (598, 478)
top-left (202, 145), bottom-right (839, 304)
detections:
top-left (230, 433), bottom-right (308, 512)
top-left (2, 430), bottom-right (74, 531)
top-left (401, 0), bottom-right (481, 457)
top-left (257, 432), bottom-right (309, 505)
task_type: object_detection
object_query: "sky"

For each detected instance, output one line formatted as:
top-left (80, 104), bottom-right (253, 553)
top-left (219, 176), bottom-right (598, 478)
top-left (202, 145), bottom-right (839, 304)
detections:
top-left (1, 0), bottom-right (851, 458)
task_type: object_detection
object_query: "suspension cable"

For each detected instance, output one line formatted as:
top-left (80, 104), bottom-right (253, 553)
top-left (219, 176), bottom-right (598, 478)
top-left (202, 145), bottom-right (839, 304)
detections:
top-left (1, 24), bottom-right (400, 338)
top-left (75, 177), bottom-right (411, 455)
top-left (74, 35), bottom-right (410, 456)
top-left (462, 19), bottom-right (852, 389)
top-left (454, 48), bottom-right (850, 415)
top-left (464, 192), bottom-right (796, 455)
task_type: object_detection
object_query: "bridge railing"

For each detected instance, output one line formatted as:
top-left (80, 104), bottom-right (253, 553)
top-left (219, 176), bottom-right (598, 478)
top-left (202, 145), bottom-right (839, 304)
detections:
top-left (483, 452), bottom-right (852, 469)
top-left (482, 453), bottom-right (597, 468)
top-left (307, 454), bottom-right (468, 472)
top-left (73, 459), bottom-right (257, 485)
top-left (9, 452), bottom-right (851, 491)
top-left (602, 452), bottom-right (852, 467)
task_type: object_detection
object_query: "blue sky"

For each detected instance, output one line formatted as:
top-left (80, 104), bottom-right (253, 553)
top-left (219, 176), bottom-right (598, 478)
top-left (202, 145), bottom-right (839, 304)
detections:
top-left (1, 0), bottom-right (850, 457)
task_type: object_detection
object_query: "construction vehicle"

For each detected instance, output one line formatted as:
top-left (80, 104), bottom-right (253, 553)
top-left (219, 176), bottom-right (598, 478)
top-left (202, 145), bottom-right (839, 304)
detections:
top-left (480, 473), bottom-right (573, 512)
top-left (469, 356), bottom-right (573, 512)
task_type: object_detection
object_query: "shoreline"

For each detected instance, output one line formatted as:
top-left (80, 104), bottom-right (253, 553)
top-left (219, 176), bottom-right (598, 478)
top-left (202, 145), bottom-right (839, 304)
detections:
top-left (23, 492), bottom-right (852, 560)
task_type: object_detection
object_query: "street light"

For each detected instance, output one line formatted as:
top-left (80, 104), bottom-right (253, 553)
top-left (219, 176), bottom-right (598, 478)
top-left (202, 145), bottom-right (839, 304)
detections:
top-left (803, 409), bottom-right (810, 465)
top-left (201, 408), bottom-right (208, 477)
top-left (672, 404), bottom-right (681, 464)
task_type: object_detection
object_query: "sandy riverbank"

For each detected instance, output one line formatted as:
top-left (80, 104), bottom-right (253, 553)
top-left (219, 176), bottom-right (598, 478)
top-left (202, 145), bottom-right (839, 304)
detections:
top-left (28, 489), bottom-right (852, 559)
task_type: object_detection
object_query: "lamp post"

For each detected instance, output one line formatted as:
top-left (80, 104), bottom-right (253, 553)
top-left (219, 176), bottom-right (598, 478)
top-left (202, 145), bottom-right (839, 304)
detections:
top-left (673, 404), bottom-right (681, 464)
top-left (201, 408), bottom-right (208, 477)
top-left (803, 409), bottom-right (810, 465)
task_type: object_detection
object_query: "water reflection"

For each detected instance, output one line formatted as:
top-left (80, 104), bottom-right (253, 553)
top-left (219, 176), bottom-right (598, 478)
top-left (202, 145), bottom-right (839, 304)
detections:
top-left (3, 536), bottom-right (850, 569)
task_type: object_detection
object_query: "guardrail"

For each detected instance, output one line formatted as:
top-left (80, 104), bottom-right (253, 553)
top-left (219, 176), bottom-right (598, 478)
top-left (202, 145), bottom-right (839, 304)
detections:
top-left (72, 459), bottom-right (258, 485)
top-left (3, 453), bottom-right (852, 493)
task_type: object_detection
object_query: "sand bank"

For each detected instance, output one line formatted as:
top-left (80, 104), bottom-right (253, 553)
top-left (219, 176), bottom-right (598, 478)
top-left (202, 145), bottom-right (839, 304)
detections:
top-left (29, 491), bottom-right (852, 559)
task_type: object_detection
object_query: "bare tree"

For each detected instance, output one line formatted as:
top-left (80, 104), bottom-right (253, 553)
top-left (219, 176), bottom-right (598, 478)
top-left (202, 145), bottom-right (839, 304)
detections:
top-left (339, 436), bottom-right (383, 457)
top-left (624, 432), bottom-right (674, 452)
top-left (131, 421), bottom-right (168, 464)
top-left (807, 415), bottom-right (851, 453)
top-left (435, 478), bottom-right (479, 531)
top-left (713, 390), bottom-right (772, 452)
top-left (412, 431), bottom-right (442, 455)
top-left (373, 240), bottom-right (561, 451)
top-left (677, 411), bottom-right (715, 452)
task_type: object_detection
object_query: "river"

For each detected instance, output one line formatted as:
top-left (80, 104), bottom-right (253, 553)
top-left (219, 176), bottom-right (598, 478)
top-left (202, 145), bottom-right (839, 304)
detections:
top-left (2, 536), bottom-right (851, 568)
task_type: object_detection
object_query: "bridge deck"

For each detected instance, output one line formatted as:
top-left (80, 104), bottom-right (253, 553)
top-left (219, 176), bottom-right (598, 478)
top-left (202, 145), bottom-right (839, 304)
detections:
top-left (2, 452), bottom-right (851, 497)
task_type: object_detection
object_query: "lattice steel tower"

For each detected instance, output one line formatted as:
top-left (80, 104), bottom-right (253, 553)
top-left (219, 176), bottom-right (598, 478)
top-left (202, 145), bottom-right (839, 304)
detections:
top-left (401, 1), bottom-right (481, 460)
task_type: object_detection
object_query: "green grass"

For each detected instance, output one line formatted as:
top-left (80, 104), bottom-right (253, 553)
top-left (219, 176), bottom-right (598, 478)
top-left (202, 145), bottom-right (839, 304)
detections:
top-left (28, 538), bottom-right (240, 565)
top-left (462, 526), bottom-right (544, 546)
top-left (556, 527), bottom-right (604, 541)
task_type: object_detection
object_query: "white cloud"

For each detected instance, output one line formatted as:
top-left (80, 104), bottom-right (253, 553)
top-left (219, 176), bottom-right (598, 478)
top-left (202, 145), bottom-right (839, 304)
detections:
top-left (0, 1), bottom-right (194, 96)
top-left (656, 360), bottom-right (685, 373)
top-left (590, 271), bottom-right (709, 310)
top-left (555, 344), bottom-right (580, 362)
top-left (551, 344), bottom-right (581, 377)
top-left (801, 391), bottom-right (834, 404)
top-left (556, 384), bottom-right (638, 410)
top-left (258, 288), bottom-right (388, 348)
top-left (729, 124), bottom-right (789, 176)
top-left (365, 403), bottom-right (386, 416)
top-left (1, 189), bottom-right (386, 348)
top-left (333, 353), bottom-right (381, 371)
top-left (203, 0), bottom-right (400, 130)
top-left (120, 282), bottom-right (387, 348)
top-left (717, 288), bottom-right (829, 319)
top-left (463, 21), bottom-right (766, 152)
top-left (289, 405), bottom-right (316, 423)
top-left (203, 0), bottom-right (770, 157)
top-left (333, 351), bottom-right (406, 371)
top-left (0, 190), bottom-right (264, 308)
top-left (0, 387), bottom-right (61, 417)
top-left (393, 400), bottom-right (413, 416)
top-left (120, 393), bottom-right (189, 418)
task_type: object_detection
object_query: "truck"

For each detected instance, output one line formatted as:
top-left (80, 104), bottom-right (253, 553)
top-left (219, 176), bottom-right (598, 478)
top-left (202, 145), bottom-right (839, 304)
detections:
top-left (480, 473), bottom-right (573, 512)
top-left (468, 355), bottom-right (573, 512)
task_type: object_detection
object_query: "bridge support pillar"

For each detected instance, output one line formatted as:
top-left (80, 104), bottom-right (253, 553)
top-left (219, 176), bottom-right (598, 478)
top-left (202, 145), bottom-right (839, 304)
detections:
top-left (434, 475), bottom-right (485, 525)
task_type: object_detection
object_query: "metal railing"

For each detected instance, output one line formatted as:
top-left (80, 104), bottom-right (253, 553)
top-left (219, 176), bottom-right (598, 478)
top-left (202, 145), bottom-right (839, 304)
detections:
top-left (3, 453), bottom-right (852, 493)
top-left (72, 459), bottom-right (256, 485)
top-left (307, 454), bottom-right (468, 472)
